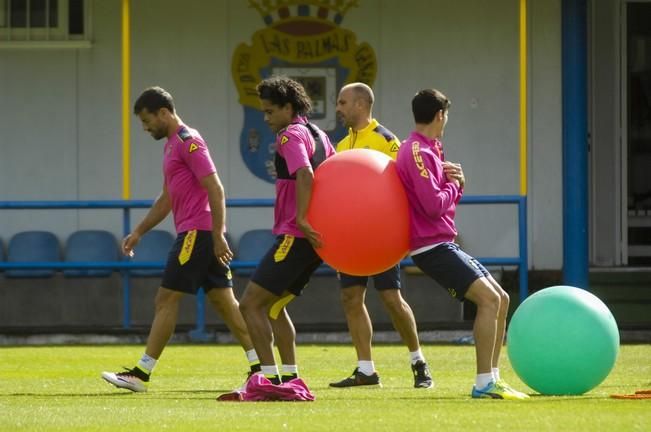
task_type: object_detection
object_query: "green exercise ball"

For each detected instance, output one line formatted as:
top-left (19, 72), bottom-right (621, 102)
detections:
top-left (507, 285), bottom-right (619, 395)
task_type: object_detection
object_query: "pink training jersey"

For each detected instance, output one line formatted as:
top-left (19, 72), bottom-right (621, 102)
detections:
top-left (163, 125), bottom-right (217, 233)
top-left (273, 116), bottom-right (336, 237)
top-left (395, 131), bottom-right (463, 251)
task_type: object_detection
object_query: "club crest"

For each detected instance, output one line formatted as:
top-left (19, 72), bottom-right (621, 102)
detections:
top-left (232, 0), bottom-right (378, 183)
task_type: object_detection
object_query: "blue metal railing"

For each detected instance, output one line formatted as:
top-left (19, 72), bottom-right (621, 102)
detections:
top-left (0, 196), bottom-right (527, 337)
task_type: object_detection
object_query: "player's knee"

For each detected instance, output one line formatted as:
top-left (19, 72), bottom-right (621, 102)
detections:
top-left (154, 288), bottom-right (181, 311)
top-left (238, 292), bottom-right (254, 316)
top-left (482, 289), bottom-right (501, 313)
top-left (499, 289), bottom-right (510, 309)
top-left (210, 299), bottom-right (230, 317)
top-left (487, 277), bottom-right (509, 307)
top-left (238, 300), bottom-right (253, 320)
top-left (379, 290), bottom-right (405, 312)
top-left (208, 290), bottom-right (236, 312)
top-left (340, 288), bottom-right (365, 309)
top-left (470, 280), bottom-right (501, 312)
top-left (239, 286), bottom-right (271, 317)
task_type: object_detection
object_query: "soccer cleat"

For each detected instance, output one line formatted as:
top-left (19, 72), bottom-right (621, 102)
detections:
top-left (497, 379), bottom-right (530, 399)
top-left (265, 375), bottom-right (281, 385)
top-left (281, 373), bottom-right (298, 383)
top-left (101, 366), bottom-right (150, 392)
top-left (329, 368), bottom-right (381, 388)
top-left (412, 361), bottom-right (434, 389)
top-left (471, 381), bottom-right (528, 400)
top-left (250, 362), bottom-right (261, 374)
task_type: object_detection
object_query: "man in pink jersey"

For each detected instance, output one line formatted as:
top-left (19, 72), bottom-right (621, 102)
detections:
top-left (101, 87), bottom-right (259, 392)
top-left (238, 76), bottom-right (335, 387)
top-left (396, 89), bottom-right (529, 400)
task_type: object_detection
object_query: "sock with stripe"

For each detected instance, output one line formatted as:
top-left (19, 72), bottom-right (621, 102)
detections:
top-left (261, 364), bottom-right (280, 384)
top-left (246, 349), bottom-right (260, 372)
top-left (281, 364), bottom-right (298, 381)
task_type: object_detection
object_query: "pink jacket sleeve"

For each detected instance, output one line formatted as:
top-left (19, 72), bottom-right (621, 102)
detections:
top-left (410, 149), bottom-right (462, 219)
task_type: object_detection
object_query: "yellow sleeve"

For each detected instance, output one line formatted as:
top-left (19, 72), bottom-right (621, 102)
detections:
top-left (369, 124), bottom-right (401, 160)
top-left (383, 136), bottom-right (401, 160)
top-left (336, 135), bottom-right (351, 153)
top-left (371, 135), bottom-right (400, 160)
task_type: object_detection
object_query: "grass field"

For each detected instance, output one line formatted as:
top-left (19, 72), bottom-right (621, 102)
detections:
top-left (0, 344), bottom-right (649, 431)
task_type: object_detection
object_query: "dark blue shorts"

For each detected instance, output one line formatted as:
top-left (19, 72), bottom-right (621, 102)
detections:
top-left (161, 230), bottom-right (233, 295)
top-left (251, 235), bottom-right (323, 297)
top-left (411, 242), bottom-right (488, 301)
top-left (338, 265), bottom-right (401, 290)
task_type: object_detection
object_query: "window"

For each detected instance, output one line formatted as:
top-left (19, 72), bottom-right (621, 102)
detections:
top-left (1, 0), bottom-right (59, 28)
top-left (0, 0), bottom-right (90, 46)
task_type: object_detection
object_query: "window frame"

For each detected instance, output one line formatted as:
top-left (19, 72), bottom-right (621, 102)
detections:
top-left (0, 0), bottom-right (91, 48)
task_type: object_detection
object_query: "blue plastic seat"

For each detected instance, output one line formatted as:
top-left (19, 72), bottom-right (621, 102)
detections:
top-left (234, 229), bottom-right (277, 276)
top-left (63, 230), bottom-right (119, 277)
top-left (130, 230), bottom-right (175, 277)
top-left (6, 231), bottom-right (61, 278)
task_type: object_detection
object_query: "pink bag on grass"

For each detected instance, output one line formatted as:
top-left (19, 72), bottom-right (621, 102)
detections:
top-left (216, 373), bottom-right (315, 402)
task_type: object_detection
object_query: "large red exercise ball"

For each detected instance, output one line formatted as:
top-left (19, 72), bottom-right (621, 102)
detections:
top-left (307, 149), bottom-right (410, 276)
top-left (507, 285), bottom-right (620, 395)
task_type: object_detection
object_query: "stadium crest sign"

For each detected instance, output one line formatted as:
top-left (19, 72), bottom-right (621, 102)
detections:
top-left (232, 0), bottom-right (378, 183)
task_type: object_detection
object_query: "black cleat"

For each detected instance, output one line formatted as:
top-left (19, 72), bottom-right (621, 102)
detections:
top-left (412, 361), bottom-right (434, 389)
top-left (281, 373), bottom-right (298, 383)
top-left (329, 368), bottom-right (381, 388)
top-left (266, 375), bottom-right (281, 385)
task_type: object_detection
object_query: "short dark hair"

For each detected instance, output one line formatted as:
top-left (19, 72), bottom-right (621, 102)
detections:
top-left (133, 87), bottom-right (175, 115)
top-left (412, 89), bottom-right (451, 124)
top-left (256, 76), bottom-right (312, 116)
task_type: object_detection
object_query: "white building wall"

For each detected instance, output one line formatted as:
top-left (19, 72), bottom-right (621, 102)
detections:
top-left (0, 0), bottom-right (563, 269)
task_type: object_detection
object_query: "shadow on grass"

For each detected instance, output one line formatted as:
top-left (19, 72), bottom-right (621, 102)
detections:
top-left (524, 394), bottom-right (610, 400)
top-left (317, 389), bottom-right (613, 402)
top-left (159, 389), bottom-right (231, 394)
top-left (4, 392), bottom-right (133, 397)
top-left (3, 391), bottom-right (224, 401)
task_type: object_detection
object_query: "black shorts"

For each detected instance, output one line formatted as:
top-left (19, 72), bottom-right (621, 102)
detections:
top-left (411, 242), bottom-right (489, 302)
top-left (161, 230), bottom-right (233, 295)
top-left (251, 235), bottom-right (322, 297)
top-left (339, 265), bottom-right (401, 290)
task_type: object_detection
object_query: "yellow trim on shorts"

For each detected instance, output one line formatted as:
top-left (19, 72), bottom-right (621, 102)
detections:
top-left (273, 234), bottom-right (294, 263)
top-left (178, 230), bottom-right (197, 265)
top-left (269, 293), bottom-right (296, 320)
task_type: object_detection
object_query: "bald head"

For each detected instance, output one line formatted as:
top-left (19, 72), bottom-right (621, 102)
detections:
top-left (341, 82), bottom-right (374, 109)
top-left (336, 82), bottom-right (375, 130)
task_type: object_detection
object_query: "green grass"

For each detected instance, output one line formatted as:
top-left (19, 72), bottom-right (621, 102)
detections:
top-left (0, 344), bottom-right (649, 431)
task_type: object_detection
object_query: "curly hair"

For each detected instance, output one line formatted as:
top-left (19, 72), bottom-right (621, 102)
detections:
top-left (256, 76), bottom-right (312, 116)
